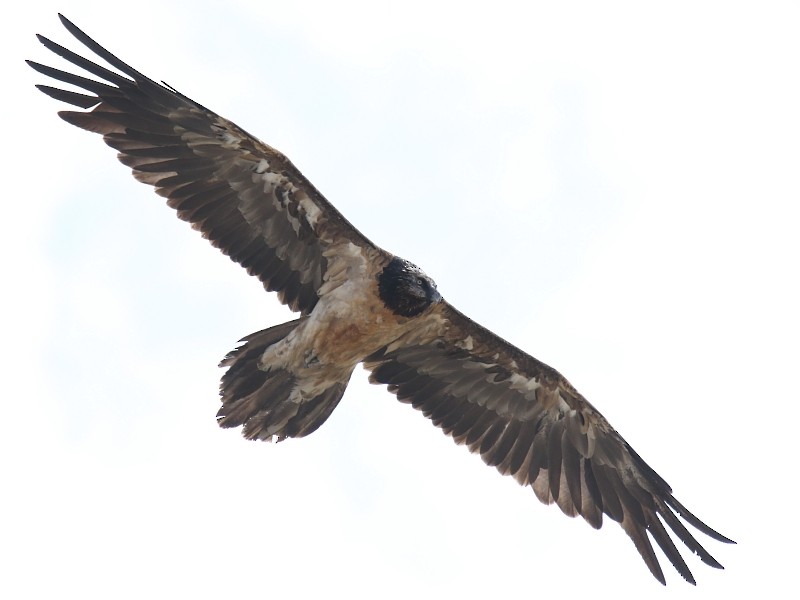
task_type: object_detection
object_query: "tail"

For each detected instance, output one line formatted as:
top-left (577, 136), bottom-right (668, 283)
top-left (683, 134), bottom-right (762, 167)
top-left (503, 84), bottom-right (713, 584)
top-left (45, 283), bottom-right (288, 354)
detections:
top-left (218, 318), bottom-right (349, 442)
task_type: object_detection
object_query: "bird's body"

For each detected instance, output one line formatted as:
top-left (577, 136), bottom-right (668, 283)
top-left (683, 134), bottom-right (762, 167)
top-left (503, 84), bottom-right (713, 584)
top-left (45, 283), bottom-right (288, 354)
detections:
top-left (29, 14), bottom-right (734, 585)
top-left (218, 253), bottom-right (443, 442)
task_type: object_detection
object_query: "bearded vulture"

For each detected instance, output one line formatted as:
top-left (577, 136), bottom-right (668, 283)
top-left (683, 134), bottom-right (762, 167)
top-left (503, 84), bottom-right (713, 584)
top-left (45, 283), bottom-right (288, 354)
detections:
top-left (28, 14), bottom-right (733, 585)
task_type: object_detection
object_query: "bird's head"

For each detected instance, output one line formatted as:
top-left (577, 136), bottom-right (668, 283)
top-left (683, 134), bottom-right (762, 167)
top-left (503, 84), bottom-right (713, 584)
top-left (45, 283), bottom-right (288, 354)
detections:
top-left (378, 257), bottom-right (442, 318)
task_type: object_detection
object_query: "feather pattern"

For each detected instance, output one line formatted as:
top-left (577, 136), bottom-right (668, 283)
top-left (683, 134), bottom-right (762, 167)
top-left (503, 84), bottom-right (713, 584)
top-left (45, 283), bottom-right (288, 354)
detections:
top-left (365, 301), bottom-right (734, 585)
top-left (28, 14), bottom-right (378, 315)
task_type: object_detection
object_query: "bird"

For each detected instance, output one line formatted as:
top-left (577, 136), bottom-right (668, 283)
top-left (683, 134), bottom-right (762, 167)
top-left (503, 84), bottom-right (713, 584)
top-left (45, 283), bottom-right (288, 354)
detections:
top-left (29, 14), bottom-right (733, 586)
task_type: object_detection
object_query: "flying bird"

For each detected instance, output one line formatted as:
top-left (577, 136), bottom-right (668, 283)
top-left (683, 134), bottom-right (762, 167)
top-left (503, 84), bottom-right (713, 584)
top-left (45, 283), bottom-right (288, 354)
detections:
top-left (29, 14), bottom-right (733, 585)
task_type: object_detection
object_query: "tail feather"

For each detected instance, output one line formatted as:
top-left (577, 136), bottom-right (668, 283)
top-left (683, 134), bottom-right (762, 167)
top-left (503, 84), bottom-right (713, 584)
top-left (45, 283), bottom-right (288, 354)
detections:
top-left (221, 369), bottom-right (296, 433)
top-left (218, 318), bottom-right (350, 442)
top-left (284, 381), bottom-right (349, 437)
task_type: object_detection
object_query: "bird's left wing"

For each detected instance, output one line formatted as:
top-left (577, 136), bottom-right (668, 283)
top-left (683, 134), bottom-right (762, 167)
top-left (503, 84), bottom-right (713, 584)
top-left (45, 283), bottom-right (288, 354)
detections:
top-left (28, 15), bottom-right (382, 315)
top-left (364, 300), bottom-right (733, 585)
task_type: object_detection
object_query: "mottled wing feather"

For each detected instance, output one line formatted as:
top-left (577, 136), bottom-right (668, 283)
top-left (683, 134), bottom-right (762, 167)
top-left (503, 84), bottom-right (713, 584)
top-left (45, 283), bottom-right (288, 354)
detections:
top-left (364, 301), bottom-right (734, 585)
top-left (29, 14), bottom-right (377, 314)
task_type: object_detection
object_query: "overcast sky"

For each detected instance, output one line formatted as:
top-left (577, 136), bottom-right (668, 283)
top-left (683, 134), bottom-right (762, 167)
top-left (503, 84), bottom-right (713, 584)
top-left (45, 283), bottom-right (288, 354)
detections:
top-left (4, 1), bottom-right (799, 598)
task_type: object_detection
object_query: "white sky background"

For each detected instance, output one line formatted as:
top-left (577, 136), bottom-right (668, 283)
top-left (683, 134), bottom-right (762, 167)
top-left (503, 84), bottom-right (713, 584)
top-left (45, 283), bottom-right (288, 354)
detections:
top-left (3, 0), bottom-right (799, 597)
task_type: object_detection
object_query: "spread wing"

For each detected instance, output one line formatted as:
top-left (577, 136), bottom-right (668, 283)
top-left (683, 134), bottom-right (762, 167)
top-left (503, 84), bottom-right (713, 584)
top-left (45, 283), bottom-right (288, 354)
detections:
top-left (364, 301), bottom-right (734, 585)
top-left (28, 14), bottom-right (380, 315)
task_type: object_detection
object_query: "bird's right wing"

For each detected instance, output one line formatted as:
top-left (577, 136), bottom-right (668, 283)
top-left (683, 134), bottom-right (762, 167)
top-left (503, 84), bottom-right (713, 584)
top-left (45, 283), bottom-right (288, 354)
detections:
top-left (365, 300), bottom-right (735, 585)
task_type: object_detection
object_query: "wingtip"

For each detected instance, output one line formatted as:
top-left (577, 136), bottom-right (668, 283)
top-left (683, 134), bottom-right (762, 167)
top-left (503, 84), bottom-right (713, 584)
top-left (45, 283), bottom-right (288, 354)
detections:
top-left (58, 14), bottom-right (88, 43)
top-left (675, 566), bottom-right (696, 586)
top-left (666, 495), bottom-right (735, 544)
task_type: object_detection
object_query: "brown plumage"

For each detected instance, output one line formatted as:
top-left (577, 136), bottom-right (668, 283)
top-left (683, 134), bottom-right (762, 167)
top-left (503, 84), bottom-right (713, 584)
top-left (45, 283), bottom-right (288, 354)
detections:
top-left (29, 14), bottom-right (734, 586)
